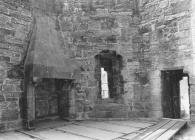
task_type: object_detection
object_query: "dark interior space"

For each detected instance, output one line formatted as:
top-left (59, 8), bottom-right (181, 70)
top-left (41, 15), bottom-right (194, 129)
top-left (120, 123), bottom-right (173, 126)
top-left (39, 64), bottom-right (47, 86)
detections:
top-left (161, 69), bottom-right (190, 119)
top-left (35, 79), bottom-right (72, 121)
top-left (95, 50), bottom-right (124, 100)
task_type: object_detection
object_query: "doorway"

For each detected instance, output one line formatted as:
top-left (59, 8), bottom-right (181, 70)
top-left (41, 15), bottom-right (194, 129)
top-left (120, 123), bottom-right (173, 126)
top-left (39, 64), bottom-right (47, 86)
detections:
top-left (161, 69), bottom-right (190, 119)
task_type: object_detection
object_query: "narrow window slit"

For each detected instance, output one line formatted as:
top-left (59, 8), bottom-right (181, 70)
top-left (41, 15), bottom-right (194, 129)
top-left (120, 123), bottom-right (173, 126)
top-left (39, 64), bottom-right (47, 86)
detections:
top-left (101, 67), bottom-right (109, 99)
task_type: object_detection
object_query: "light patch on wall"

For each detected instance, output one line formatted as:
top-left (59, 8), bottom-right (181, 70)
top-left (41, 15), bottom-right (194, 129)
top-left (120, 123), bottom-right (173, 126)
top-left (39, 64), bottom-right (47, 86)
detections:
top-left (180, 76), bottom-right (190, 119)
top-left (101, 67), bottom-right (109, 99)
top-left (63, 0), bottom-right (69, 11)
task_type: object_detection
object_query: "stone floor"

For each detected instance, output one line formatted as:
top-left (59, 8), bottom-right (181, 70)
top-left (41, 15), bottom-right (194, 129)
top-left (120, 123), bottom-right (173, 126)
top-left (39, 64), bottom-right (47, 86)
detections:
top-left (0, 120), bottom-right (156, 140)
top-left (174, 122), bottom-right (195, 140)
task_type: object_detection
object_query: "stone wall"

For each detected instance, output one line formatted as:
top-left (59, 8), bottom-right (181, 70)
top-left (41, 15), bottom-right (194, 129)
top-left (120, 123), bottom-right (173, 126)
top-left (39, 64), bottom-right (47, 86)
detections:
top-left (138, 0), bottom-right (193, 118)
top-left (55, 0), bottom-right (145, 119)
top-left (0, 0), bottom-right (142, 129)
top-left (0, 0), bottom-right (33, 131)
top-left (190, 0), bottom-right (195, 121)
top-left (1, 0), bottom-right (195, 132)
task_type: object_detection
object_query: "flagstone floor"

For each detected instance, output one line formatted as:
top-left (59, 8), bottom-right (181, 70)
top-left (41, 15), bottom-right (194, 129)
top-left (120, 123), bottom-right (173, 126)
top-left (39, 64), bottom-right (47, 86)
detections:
top-left (0, 120), bottom-right (156, 140)
top-left (174, 122), bottom-right (195, 140)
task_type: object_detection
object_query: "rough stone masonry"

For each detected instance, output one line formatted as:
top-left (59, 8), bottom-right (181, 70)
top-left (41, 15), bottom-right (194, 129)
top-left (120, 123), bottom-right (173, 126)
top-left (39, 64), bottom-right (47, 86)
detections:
top-left (0, 0), bottom-right (195, 132)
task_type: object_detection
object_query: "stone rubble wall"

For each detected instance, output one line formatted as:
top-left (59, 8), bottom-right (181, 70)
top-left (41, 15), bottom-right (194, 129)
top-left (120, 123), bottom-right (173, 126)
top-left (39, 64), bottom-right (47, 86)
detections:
top-left (0, 0), bottom-right (33, 131)
top-left (138, 0), bottom-right (193, 118)
top-left (56, 0), bottom-right (145, 120)
top-left (0, 0), bottom-right (195, 131)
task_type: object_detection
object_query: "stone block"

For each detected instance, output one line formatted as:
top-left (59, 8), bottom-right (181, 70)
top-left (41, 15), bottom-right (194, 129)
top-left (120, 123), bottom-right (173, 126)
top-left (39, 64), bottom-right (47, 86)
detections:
top-left (1, 109), bottom-right (19, 121)
top-left (111, 110), bottom-right (128, 118)
top-left (190, 94), bottom-right (195, 104)
top-left (0, 56), bottom-right (10, 62)
top-left (85, 87), bottom-right (96, 100)
top-left (2, 84), bottom-right (16, 92)
top-left (8, 101), bottom-right (18, 110)
top-left (76, 100), bottom-right (85, 112)
top-left (149, 110), bottom-right (163, 118)
top-left (189, 77), bottom-right (195, 85)
top-left (128, 110), bottom-right (149, 118)
top-left (0, 43), bottom-right (9, 49)
top-left (5, 92), bottom-right (20, 99)
top-left (88, 80), bottom-right (97, 87)
top-left (133, 101), bottom-right (145, 111)
top-left (6, 121), bottom-right (19, 131)
top-left (75, 112), bottom-right (85, 120)
top-left (6, 97), bottom-right (18, 102)
top-left (191, 104), bottom-right (195, 114)
top-left (0, 123), bottom-right (6, 132)
top-left (191, 114), bottom-right (195, 122)
top-left (5, 79), bottom-right (21, 85)
top-left (190, 85), bottom-right (195, 94)
top-left (151, 97), bottom-right (161, 110)
top-left (171, 0), bottom-right (191, 14)
top-left (95, 110), bottom-right (113, 118)
top-left (15, 84), bottom-right (22, 92)
top-left (0, 4), bottom-right (8, 14)
top-left (0, 102), bottom-right (8, 110)
top-left (0, 95), bottom-right (5, 102)
top-left (7, 66), bottom-right (24, 79)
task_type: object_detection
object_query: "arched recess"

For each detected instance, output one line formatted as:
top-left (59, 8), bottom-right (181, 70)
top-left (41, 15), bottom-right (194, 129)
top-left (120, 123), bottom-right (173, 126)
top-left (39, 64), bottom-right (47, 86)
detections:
top-left (94, 50), bottom-right (124, 100)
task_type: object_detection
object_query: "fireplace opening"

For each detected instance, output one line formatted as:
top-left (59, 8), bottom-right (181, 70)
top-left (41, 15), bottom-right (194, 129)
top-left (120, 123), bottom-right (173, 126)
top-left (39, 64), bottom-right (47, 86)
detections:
top-left (161, 69), bottom-right (190, 119)
top-left (95, 50), bottom-right (124, 100)
top-left (35, 78), bottom-right (72, 121)
top-left (23, 11), bottom-right (81, 129)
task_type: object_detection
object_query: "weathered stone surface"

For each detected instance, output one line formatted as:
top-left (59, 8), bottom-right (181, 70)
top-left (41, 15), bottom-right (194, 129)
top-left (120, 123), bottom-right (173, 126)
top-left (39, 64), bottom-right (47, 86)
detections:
top-left (47, 0), bottom-right (141, 120)
top-left (1, 109), bottom-right (19, 121)
top-left (138, 0), bottom-right (193, 119)
top-left (0, 123), bottom-right (6, 132)
top-left (0, 0), bottom-right (32, 131)
top-left (0, 95), bottom-right (5, 101)
top-left (0, 0), bottom-right (195, 131)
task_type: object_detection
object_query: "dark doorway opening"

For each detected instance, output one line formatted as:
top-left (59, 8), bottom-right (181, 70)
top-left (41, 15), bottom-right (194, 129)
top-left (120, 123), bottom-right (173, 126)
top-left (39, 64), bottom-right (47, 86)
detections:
top-left (161, 69), bottom-right (190, 119)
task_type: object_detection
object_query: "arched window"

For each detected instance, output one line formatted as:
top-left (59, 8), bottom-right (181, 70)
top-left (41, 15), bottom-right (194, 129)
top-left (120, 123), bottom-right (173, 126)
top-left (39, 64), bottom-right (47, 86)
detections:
top-left (95, 50), bottom-right (124, 99)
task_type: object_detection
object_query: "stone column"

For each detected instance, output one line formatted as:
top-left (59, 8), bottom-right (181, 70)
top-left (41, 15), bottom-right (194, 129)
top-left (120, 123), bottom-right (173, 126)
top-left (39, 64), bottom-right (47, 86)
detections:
top-left (26, 81), bottom-right (35, 129)
top-left (150, 70), bottom-right (163, 118)
top-left (24, 65), bottom-right (35, 130)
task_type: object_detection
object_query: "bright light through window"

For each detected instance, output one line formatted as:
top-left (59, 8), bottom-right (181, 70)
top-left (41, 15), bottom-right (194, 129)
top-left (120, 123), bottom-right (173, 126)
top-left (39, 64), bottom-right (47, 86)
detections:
top-left (101, 67), bottom-right (109, 99)
top-left (180, 77), bottom-right (190, 119)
